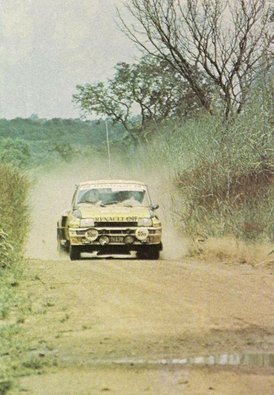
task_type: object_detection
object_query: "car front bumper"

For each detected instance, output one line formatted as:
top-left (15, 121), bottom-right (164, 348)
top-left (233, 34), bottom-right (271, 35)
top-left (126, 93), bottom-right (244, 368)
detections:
top-left (69, 226), bottom-right (162, 248)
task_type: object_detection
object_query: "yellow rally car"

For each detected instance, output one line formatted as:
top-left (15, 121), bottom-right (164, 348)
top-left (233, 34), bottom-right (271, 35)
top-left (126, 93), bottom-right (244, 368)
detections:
top-left (57, 180), bottom-right (163, 260)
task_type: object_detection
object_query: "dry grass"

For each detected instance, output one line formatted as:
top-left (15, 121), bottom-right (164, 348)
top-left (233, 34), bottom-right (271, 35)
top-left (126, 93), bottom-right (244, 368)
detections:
top-left (0, 165), bottom-right (30, 263)
top-left (194, 236), bottom-right (274, 266)
top-left (0, 165), bottom-right (30, 392)
top-left (131, 100), bottom-right (273, 242)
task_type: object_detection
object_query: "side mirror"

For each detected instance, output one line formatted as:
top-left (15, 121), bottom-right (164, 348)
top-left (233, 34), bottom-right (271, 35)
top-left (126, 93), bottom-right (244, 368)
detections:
top-left (151, 203), bottom-right (159, 210)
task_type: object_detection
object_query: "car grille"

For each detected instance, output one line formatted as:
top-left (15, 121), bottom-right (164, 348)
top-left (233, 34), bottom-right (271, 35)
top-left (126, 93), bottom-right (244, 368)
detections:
top-left (94, 222), bottom-right (138, 227)
top-left (76, 228), bottom-right (136, 236)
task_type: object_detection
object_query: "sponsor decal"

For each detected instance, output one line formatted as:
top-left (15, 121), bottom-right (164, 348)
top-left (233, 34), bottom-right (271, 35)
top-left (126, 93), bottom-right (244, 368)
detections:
top-left (94, 216), bottom-right (138, 222)
top-left (79, 184), bottom-right (145, 191)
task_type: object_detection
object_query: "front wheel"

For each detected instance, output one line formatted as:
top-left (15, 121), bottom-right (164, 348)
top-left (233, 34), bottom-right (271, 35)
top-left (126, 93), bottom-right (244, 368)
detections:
top-left (148, 249), bottom-right (160, 260)
top-left (69, 245), bottom-right (81, 261)
top-left (137, 247), bottom-right (160, 260)
top-left (57, 234), bottom-right (68, 257)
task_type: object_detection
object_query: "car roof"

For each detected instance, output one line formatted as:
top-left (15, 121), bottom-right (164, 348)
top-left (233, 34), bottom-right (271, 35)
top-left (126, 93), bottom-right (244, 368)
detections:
top-left (78, 179), bottom-right (146, 186)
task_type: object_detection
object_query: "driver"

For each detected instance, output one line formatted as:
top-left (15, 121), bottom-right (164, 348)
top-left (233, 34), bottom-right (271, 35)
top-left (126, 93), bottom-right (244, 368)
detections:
top-left (81, 189), bottom-right (100, 204)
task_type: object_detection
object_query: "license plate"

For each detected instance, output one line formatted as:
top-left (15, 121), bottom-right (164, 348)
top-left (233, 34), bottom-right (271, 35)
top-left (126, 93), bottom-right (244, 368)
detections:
top-left (110, 236), bottom-right (124, 243)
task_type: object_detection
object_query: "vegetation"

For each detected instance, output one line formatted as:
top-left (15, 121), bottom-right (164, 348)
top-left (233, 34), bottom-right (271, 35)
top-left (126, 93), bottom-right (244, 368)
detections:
top-left (131, 92), bottom-right (273, 241)
top-left (73, 55), bottom-right (210, 142)
top-left (0, 166), bottom-right (30, 262)
top-left (0, 165), bottom-right (30, 392)
top-left (118, 0), bottom-right (273, 118)
top-left (0, 165), bottom-right (52, 390)
top-left (0, 117), bottom-right (125, 168)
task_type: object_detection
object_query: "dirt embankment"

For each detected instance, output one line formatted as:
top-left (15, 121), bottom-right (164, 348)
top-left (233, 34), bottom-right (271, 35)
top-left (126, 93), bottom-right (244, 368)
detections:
top-left (15, 258), bottom-right (274, 395)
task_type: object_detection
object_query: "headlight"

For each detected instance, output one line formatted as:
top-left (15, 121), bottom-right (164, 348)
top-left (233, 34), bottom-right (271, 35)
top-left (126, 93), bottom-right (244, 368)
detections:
top-left (99, 235), bottom-right (110, 245)
top-left (80, 218), bottom-right (95, 227)
top-left (85, 228), bottom-right (99, 241)
top-left (135, 227), bottom-right (149, 241)
top-left (72, 209), bottom-right (82, 219)
top-left (138, 218), bottom-right (152, 227)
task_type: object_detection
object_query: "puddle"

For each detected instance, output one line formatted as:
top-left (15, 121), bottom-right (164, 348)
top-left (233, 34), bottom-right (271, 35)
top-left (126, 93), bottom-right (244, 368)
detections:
top-left (148, 353), bottom-right (274, 368)
top-left (61, 352), bottom-right (274, 368)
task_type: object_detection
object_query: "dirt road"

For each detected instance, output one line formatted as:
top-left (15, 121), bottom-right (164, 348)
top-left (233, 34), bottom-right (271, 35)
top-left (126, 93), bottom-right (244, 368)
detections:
top-left (16, 257), bottom-right (274, 394)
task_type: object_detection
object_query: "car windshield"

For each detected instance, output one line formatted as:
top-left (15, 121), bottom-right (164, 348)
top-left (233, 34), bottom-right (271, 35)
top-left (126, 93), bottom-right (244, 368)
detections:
top-left (77, 185), bottom-right (150, 207)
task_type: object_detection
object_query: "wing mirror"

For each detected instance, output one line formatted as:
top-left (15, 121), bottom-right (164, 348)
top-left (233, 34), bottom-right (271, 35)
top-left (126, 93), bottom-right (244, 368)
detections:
top-left (151, 203), bottom-right (159, 210)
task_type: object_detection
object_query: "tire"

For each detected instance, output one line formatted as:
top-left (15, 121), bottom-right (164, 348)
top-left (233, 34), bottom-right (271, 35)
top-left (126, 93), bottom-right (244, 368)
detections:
top-left (57, 243), bottom-right (67, 257)
top-left (69, 245), bottom-right (81, 261)
top-left (137, 247), bottom-right (160, 260)
top-left (148, 249), bottom-right (160, 260)
top-left (57, 232), bottom-right (69, 256)
top-left (57, 233), bottom-right (65, 255)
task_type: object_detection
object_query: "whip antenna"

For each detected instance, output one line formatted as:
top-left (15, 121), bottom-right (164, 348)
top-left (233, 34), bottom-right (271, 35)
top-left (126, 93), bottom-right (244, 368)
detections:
top-left (105, 119), bottom-right (111, 178)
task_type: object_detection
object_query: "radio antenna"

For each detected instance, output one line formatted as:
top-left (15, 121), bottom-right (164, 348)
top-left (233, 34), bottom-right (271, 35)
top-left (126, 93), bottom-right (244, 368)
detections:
top-left (105, 119), bottom-right (111, 178)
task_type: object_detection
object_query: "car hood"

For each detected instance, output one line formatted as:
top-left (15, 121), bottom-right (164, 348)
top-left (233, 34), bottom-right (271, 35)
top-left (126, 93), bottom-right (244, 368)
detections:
top-left (78, 205), bottom-right (151, 221)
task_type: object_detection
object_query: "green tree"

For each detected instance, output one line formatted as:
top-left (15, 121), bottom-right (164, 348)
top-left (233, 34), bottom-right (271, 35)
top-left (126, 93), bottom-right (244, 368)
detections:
top-left (73, 56), bottom-right (210, 141)
top-left (0, 138), bottom-right (31, 167)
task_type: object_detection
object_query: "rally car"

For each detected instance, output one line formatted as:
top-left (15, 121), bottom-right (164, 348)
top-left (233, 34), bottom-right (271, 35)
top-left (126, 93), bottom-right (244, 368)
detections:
top-left (57, 180), bottom-right (162, 260)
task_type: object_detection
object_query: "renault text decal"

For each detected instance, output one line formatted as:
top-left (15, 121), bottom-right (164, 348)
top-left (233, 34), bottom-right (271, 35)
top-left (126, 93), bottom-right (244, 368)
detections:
top-left (94, 216), bottom-right (138, 222)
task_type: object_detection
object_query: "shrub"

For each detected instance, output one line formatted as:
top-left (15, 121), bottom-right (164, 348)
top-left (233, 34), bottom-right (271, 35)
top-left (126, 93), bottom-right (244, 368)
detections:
top-left (0, 165), bottom-right (30, 266)
top-left (0, 165), bottom-right (30, 392)
top-left (0, 230), bottom-right (14, 270)
top-left (131, 99), bottom-right (273, 241)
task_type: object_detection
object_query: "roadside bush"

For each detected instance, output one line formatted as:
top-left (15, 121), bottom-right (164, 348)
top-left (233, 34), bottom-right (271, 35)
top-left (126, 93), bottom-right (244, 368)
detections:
top-left (0, 165), bottom-right (30, 267)
top-left (175, 104), bottom-right (273, 240)
top-left (0, 230), bottom-right (14, 270)
top-left (0, 165), bottom-right (30, 392)
top-left (131, 96), bottom-right (273, 242)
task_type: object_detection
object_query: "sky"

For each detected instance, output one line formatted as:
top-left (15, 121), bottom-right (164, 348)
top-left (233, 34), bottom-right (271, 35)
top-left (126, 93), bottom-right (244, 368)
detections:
top-left (0, 0), bottom-right (137, 119)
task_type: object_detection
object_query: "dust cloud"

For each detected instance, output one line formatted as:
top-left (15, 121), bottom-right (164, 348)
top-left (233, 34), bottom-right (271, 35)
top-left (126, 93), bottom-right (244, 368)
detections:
top-left (26, 158), bottom-right (187, 261)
